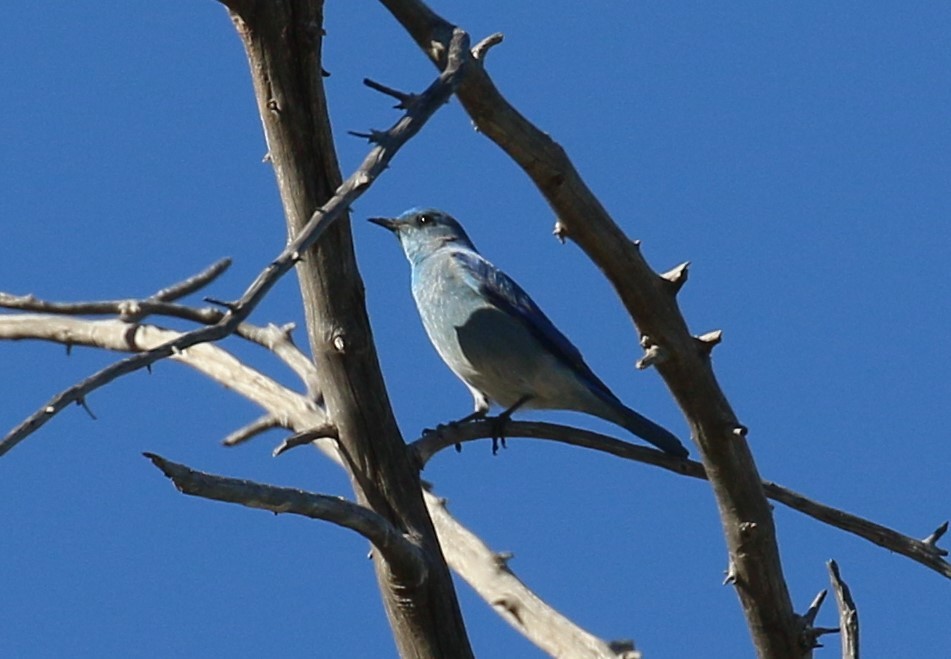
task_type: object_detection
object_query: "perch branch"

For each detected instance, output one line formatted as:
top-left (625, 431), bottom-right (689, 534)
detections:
top-left (410, 419), bottom-right (951, 580)
top-left (145, 452), bottom-right (426, 579)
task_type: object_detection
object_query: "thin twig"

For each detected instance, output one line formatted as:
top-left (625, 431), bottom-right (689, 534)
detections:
top-left (1, 291), bottom-right (322, 400)
top-left (221, 414), bottom-right (282, 447)
top-left (0, 316), bottom-right (328, 457)
top-left (235, 323), bottom-right (321, 399)
top-left (150, 258), bottom-right (232, 302)
top-left (272, 426), bottom-right (338, 456)
top-left (0, 293), bottom-right (225, 324)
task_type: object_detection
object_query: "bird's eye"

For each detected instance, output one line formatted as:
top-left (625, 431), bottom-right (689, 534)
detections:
top-left (418, 214), bottom-right (432, 225)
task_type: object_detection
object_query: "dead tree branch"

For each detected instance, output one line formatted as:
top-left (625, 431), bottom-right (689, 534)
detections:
top-left (145, 452), bottom-right (427, 579)
top-left (0, 312), bottom-right (630, 657)
top-left (827, 561), bottom-right (859, 659)
top-left (220, 2), bottom-right (477, 655)
top-left (411, 419), bottom-right (951, 580)
top-left (378, 0), bottom-right (801, 653)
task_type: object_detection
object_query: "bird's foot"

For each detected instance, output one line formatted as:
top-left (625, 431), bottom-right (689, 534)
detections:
top-left (488, 395), bottom-right (529, 455)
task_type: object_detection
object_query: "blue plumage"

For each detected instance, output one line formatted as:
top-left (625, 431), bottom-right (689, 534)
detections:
top-left (369, 208), bottom-right (688, 458)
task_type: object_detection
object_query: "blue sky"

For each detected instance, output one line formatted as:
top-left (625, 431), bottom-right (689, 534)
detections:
top-left (2, 2), bottom-right (949, 657)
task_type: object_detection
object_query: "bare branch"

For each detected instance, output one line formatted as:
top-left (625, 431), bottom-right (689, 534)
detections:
top-left (411, 419), bottom-right (951, 580)
top-left (1, 287), bottom-right (322, 402)
top-left (235, 323), bottom-right (321, 399)
top-left (423, 488), bottom-right (629, 659)
top-left (362, 77), bottom-right (418, 109)
top-left (0, 31), bottom-right (471, 458)
top-left (273, 426), bottom-right (339, 457)
top-left (761, 483), bottom-right (951, 580)
top-left (1, 258), bottom-right (232, 322)
top-left (827, 560), bottom-right (859, 659)
top-left (145, 452), bottom-right (426, 579)
top-left (0, 313), bottom-right (635, 656)
top-left (150, 258), bottom-right (232, 302)
top-left (0, 292), bottom-right (225, 325)
top-left (221, 414), bottom-right (282, 447)
top-left (0, 316), bottom-right (329, 457)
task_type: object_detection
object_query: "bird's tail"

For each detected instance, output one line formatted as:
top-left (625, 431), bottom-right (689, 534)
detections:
top-left (604, 403), bottom-right (689, 459)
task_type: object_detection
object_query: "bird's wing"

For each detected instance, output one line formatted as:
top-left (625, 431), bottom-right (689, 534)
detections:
top-left (451, 250), bottom-right (616, 399)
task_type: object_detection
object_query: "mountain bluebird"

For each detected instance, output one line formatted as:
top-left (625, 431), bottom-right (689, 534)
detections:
top-left (369, 208), bottom-right (689, 458)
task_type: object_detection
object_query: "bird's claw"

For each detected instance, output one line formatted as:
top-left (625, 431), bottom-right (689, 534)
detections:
top-left (490, 415), bottom-right (509, 455)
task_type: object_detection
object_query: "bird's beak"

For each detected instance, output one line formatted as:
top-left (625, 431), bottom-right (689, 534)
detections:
top-left (368, 216), bottom-right (399, 232)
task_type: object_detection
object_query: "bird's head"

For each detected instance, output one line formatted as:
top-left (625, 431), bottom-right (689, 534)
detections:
top-left (369, 208), bottom-right (476, 265)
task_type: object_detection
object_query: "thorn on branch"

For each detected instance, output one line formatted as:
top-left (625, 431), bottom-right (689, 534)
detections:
top-left (117, 300), bottom-right (143, 321)
top-left (802, 589), bottom-right (827, 626)
top-left (636, 336), bottom-right (668, 370)
top-left (77, 397), bottom-right (97, 420)
top-left (471, 32), bottom-right (504, 61)
top-left (923, 521), bottom-right (949, 556)
top-left (493, 551), bottom-right (514, 569)
top-left (660, 261), bottom-right (690, 294)
top-left (492, 596), bottom-right (524, 626)
top-left (348, 129), bottom-right (388, 145)
top-left (798, 587), bottom-right (840, 649)
top-left (362, 77), bottom-right (418, 109)
top-left (723, 560), bottom-right (737, 585)
top-left (695, 329), bottom-right (723, 355)
top-left (204, 296), bottom-right (238, 311)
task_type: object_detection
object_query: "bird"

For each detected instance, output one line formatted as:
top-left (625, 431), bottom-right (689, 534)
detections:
top-left (369, 208), bottom-right (689, 458)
